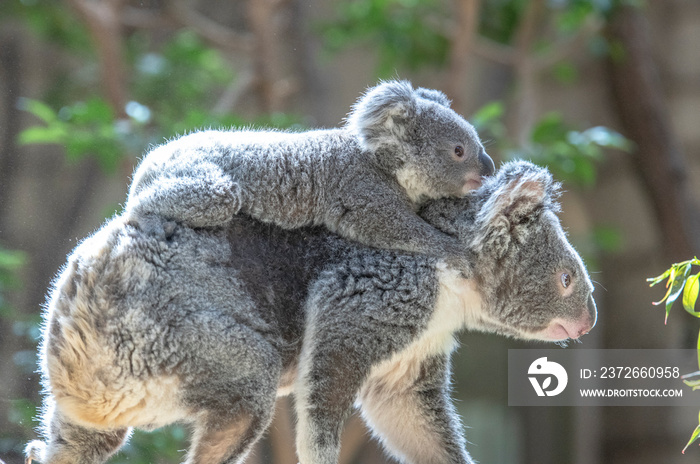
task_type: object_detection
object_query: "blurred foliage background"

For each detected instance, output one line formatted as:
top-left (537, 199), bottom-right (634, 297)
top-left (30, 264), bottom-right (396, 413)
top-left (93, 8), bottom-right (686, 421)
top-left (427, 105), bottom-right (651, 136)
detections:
top-left (1, 0), bottom-right (699, 463)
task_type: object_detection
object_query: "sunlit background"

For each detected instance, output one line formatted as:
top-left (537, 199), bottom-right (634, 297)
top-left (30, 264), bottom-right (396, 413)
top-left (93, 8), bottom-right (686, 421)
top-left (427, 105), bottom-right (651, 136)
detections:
top-left (1, 1), bottom-right (699, 463)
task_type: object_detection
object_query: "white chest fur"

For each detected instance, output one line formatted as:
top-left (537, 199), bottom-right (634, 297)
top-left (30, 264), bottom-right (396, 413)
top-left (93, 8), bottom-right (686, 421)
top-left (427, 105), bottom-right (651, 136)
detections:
top-left (360, 263), bottom-right (482, 395)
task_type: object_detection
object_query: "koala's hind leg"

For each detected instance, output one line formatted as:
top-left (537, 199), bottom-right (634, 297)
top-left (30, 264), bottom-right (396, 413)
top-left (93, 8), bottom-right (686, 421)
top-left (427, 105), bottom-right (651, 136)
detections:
top-left (184, 377), bottom-right (278, 464)
top-left (127, 162), bottom-right (243, 228)
top-left (186, 409), bottom-right (269, 464)
top-left (180, 325), bottom-right (281, 464)
top-left (25, 407), bottom-right (129, 464)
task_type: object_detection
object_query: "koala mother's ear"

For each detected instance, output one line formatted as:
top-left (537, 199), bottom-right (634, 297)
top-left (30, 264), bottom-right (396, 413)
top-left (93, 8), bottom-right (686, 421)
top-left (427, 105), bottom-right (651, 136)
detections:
top-left (346, 80), bottom-right (417, 152)
top-left (470, 161), bottom-right (560, 258)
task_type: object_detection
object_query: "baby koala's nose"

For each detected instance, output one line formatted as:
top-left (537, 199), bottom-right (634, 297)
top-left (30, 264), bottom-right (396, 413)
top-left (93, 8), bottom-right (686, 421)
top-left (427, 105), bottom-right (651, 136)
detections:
top-left (479, 149), bottom-right (495, 177)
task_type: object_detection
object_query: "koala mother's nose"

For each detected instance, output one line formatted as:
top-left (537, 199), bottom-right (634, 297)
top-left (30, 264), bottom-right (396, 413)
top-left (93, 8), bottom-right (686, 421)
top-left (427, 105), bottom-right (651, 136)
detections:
top-left (587, 294), bottom-right (598, 330)
top-left (479, 149), bottom-right (495, 177)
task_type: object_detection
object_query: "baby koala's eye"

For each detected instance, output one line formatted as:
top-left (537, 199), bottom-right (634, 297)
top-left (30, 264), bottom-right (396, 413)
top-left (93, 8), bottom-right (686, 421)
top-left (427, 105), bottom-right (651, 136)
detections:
top-left (453, 145), bottom-right (465, 159)
top-left (560, 273), bottom-right (571, 289)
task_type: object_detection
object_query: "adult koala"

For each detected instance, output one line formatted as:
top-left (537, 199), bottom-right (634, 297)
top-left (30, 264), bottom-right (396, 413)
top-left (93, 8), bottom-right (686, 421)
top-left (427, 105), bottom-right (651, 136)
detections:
top-left (26, 161), bottom-right (596, 464)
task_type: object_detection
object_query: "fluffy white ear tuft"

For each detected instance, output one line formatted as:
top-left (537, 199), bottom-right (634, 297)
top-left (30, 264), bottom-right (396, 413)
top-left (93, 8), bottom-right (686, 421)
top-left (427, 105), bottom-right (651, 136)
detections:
top-left (499, 177), bottom-right (547, 219)
top-left (345, 80), bottom-right (417, 152)
top-left (470, 163), bottom-right (556, 258)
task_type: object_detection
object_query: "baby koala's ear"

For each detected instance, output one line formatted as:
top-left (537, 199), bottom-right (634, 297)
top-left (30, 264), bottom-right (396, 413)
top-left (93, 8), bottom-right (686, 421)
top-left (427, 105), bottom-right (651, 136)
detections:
top-left (346, 80), bottom-right (417, 151)
top-left (470, 161), bottom-right (560, 258)
top-left (415, 87), bottom-right (451, 108)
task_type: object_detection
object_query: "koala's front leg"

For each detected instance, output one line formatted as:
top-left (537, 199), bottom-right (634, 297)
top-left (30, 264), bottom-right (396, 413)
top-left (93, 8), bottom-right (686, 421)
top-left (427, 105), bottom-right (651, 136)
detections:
top-left (358, 353), bottom-right (474, 464)
top-left (334, 198), bottom-right (467, 271)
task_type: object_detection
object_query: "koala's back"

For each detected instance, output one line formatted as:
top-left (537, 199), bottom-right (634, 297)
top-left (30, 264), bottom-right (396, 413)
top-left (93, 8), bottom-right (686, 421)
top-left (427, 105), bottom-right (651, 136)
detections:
top-left (41, 216), bottom-right (296, 430)
top-left (222, 216), bottom-right (345, 364)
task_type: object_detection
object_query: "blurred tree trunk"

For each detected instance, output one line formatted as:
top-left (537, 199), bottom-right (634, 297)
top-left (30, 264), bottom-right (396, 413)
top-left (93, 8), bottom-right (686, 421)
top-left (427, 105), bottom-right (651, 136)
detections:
top-left (0, 32), bottom-right (21, 225)
top-left (446, 0), bottom-right (481, 114)
top-left (67, 0), bottom-right (129, 118)
top-left (0, 27), bottom-right (31, 464)
top-left (601, 4), bottom-right (700, 463)
top-left (605, 4), bottom-right (700, 262)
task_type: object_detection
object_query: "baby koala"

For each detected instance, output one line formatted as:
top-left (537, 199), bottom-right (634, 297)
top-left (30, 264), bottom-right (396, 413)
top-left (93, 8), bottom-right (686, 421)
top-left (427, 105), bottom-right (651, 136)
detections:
top-left (125, 80), bottom-right (494, 262)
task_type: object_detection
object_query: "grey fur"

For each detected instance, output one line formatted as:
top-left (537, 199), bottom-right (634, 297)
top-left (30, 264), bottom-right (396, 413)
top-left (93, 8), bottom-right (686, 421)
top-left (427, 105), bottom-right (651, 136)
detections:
top-left (124, 80), bottom-right (495, 266)
top-left (26, 161), bottom-right (595, 464)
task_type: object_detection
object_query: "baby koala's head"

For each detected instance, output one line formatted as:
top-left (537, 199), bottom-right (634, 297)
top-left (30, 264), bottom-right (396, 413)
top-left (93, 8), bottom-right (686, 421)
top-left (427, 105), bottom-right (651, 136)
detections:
top-left (346, 80), bottom-right (495, 204)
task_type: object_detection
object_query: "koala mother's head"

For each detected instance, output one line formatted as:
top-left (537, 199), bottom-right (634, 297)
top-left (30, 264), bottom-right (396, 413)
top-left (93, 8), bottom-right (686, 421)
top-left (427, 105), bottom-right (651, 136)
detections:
top-left (346, 80), bottom-right (495, 203)
top-left (423, 160), bottom-right (597, 342)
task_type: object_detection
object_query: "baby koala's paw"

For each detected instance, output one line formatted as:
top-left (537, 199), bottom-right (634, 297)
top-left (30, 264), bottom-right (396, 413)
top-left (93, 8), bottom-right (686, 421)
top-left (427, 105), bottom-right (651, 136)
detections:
top-left (168, 178), bottom-right (243, 228)
top-left (200, 179), bottom-right (243, 222)
top-left (223, 181), bottom-right (243, 215)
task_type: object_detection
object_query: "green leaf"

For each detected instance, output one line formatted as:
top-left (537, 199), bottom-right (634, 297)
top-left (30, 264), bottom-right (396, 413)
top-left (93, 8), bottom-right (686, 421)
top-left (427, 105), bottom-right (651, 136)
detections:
top-left (17, 125), bottom-right (66, 146)
top-left (682, 422), bottom-right (700, 454)
top-left (647, 268), bottom-right (672, 287)
top-left (556, 2), bottom-right (594, 33)
top-left (552, 62), bottom-right (578, 84)
top-left (666, 263), bottom-right (691, 322)
top-left (683, 273), bottom-right (700, 316)
top-left (683, 379), bottom-right (700, 390)
top-left (319, 0), bottom-right (450, 74)
top-left (17, 97), bottom-right (58, 124)
top-left (592, 225), bottom-right (622, 253)
top-left (0, 249), bottom-right (26, 270)
top-left (652, 266), bottom-right (676, 308)
top-left (471, 101), bottom-right (504, 130)
top-left (697, 329), bottom-right (700, 372)
top-left (69, 98), bottom-right (114, 125)
top-left (531, 113), bottom-right (567, 145)
top-left (580, 126), bottom-right (632, 152)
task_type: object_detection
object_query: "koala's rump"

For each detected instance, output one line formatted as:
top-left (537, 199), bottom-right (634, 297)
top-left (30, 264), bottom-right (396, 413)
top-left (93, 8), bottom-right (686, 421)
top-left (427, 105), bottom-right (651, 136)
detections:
top-left (43, 218), bottom-right (259, 430)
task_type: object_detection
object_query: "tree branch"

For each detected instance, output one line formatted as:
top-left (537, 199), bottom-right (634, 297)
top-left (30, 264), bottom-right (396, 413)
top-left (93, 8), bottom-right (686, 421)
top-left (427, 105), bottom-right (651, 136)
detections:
top-left (121, 6), bottom-right (177, 30)
top-left (535, 16), bottom-right (603, 70)
top-left (247, 0), bottom-right (293, 112)
top-left (471, 37), bottom-right (517, 65)
top-left (509, 0), bottom-right (545, 145)
top-left (67, 0), bottom-right (129, 118)
top-left (167, 0), bottom-right (253, 53)
top-left (445, 0), bottom-right (482, 114)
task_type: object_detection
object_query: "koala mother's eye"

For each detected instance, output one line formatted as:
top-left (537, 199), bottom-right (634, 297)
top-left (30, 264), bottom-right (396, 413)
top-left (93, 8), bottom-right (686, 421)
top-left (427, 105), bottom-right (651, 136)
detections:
top-left (560, 273), bottom-right (571, 289)
top-left (453, 145), bottom-right (465, 159)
